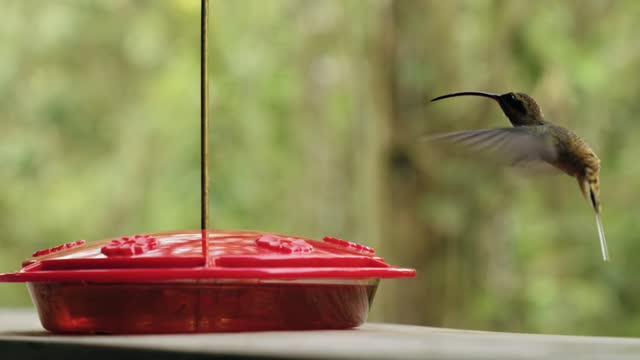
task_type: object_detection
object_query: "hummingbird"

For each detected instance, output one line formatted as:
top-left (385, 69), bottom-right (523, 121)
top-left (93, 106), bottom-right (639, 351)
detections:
top-left (429, 91), bottom-right (609, 261)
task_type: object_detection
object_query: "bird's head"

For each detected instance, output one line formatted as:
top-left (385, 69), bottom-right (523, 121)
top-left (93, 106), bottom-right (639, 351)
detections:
top-left (431, 91), bottom-right (545, 126)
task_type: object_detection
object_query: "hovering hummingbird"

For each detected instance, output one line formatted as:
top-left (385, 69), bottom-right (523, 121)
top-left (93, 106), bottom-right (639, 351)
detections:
top-left (429, 91), bottom-right (609, 261)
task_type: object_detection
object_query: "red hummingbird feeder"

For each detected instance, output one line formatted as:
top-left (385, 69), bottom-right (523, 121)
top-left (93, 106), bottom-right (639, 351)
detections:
top-left (0, 230), bottom-right (414, 334)
top-left (0, 1), bottom-right (415, 334)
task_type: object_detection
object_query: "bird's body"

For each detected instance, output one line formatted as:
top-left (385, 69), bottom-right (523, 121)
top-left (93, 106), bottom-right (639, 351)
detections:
top-left (430, 91), bottom-right (608, 261)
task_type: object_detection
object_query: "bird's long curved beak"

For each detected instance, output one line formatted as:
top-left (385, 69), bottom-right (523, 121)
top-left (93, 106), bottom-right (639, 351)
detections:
top-left (430, 91), bottom-right (500, 102)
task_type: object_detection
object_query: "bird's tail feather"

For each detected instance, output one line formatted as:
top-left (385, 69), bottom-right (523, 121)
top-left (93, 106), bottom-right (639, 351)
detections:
top-left (594, 210), bottom-right (609, 262)
top-left (590, 186), bottom-right (609, 262)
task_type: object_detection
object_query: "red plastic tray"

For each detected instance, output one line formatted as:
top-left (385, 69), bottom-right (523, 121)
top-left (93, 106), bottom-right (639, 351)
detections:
top-left (0, 229), bottom-right (415, 334)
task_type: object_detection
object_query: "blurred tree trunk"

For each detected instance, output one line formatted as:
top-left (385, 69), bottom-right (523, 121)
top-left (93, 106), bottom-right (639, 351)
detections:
top-left (371, 0), bottom-right (480, 326)
top-left (372, 0), bottom-right (431, 325)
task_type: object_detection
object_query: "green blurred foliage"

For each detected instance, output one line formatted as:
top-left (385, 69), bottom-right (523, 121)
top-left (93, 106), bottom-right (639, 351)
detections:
top-left (1, 0), bottom-right (640, 337)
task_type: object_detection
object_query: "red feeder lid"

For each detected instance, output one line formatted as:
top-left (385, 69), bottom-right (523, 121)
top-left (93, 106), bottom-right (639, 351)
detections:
top-left (0, 230), bottom-right (416, 282)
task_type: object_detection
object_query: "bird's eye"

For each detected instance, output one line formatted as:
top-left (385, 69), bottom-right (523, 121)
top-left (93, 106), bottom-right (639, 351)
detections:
top-left (508, 94), bottom-right (527, 112)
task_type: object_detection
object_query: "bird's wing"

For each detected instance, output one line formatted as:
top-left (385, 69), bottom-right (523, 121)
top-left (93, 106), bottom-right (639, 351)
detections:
top-left (426, 126), bottom-right (558, 170)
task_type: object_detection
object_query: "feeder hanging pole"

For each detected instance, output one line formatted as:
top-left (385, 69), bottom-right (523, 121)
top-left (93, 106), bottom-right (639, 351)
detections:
top-left (201, 0), bottom-right (209, 257)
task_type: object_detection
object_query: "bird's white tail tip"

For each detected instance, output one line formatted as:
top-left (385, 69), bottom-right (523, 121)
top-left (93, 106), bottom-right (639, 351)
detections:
top-left (595, 212), bottom-right (609, 262)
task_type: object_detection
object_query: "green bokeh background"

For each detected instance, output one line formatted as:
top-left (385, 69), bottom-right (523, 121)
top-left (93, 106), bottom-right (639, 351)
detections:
top-left (1, 0), bottom-right (640, 336)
